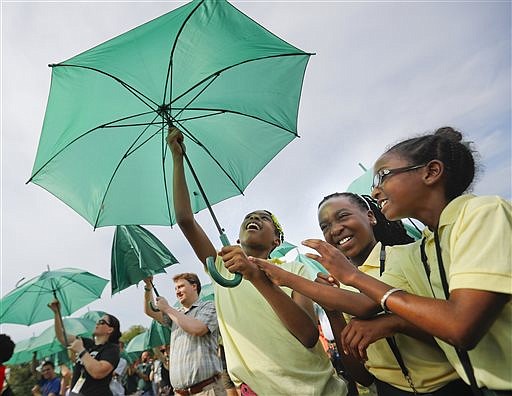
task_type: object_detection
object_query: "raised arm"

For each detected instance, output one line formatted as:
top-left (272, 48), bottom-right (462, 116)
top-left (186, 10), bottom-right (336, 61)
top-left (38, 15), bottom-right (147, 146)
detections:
top-left (142, 277), bottom-right (164, 323)
top-left (48, 300), bottom-right (75, 346)
top-left (167, 127), bottom-right (216, 265)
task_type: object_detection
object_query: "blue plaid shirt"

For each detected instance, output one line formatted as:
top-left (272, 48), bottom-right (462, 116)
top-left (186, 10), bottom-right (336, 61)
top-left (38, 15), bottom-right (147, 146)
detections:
top-left (164, 300), bottom-right (222, 389)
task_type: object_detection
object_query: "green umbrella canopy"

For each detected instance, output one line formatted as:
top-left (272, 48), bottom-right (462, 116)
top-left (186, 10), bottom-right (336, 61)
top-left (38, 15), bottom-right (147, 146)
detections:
top-left (295, 253), bottom-right (328, 275)
top-left (125, 331), bottom-right (150, 354)
top-left (270, 241), bottom-right (297, 259)
top-left (173, 282), bottom-right (214, 308)
top-left (111, 225), bottom-right (179, 294)
top-left (0, 267), bottom-right (108, 325)
top-left (28, 0), bottom-right (312, 230)
top-left (81, 310), bottom-right (106, 322)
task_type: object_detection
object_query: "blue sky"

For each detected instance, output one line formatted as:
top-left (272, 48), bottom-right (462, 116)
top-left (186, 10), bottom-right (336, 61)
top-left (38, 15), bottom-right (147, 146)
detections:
top-left (1, 1), bottom-right (510, 342)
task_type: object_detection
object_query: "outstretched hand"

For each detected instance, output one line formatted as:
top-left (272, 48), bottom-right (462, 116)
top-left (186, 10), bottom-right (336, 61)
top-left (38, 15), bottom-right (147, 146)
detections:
top-left (251, 257), bottom-right (290, 287)
top-left (166, 126), bottom-right (185, 156)
top-left (302, 239), bottom-right (358, 285)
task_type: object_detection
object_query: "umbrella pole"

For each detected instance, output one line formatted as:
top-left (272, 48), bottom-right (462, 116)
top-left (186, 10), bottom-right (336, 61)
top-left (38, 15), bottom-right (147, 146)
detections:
top-left (181, 151), bottom-right (242, 288)
top-left (52, 293), bottom-right (69, 346)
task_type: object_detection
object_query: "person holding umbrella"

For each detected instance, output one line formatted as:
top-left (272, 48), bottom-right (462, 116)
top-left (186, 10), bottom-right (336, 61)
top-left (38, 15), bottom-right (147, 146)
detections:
top-left (49, 300), bottom-right (121, 396)
top-left (143, 273), bottom-right (225, 396)
top-left (167, 127), bottom-right (347, 395)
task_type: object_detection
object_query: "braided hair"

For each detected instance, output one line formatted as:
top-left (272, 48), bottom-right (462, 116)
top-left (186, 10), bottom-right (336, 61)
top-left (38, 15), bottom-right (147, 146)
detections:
top-left (385, 126), bottom-right (477, 201)
top-left (318, 192), bottom-right (413, 246)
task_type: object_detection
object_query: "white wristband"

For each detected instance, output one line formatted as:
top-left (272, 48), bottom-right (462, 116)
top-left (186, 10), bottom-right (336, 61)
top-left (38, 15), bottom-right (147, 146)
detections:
top-left (380, 288), bottom-right (402, 313)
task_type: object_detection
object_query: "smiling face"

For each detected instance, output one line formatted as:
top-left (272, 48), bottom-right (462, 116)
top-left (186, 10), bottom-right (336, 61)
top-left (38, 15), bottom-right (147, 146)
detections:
top-left (371, 152), bottom-right (426, 221)
top-left (174, 278), bottom-right (198, 307)
top-left (238, 210), bottom-right (281, 253)
top-left (318, 195), bottom-right (377, 266)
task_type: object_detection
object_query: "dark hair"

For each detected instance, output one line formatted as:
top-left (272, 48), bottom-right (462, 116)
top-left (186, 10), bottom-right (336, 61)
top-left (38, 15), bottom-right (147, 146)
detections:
top-left (385, 126), bottom-right (476, 201)
top-left (173, 273), bottom-right (202, 295)
top-left (0, 334), bottom-right (15, 363)
top-left (105, 314), bottom-right (122, 344)
top-left (318, 192), bottom-right (414, 246)
top-left (42, 360), bottom-right (55, 369)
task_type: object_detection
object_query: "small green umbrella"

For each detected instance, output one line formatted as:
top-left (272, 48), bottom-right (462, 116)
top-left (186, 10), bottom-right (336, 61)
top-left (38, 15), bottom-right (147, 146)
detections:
top-left (125, 331), bottom-right (149, 354)
top-left (270, 241), bottom-right (297, 259)
top-left (81, 310), bottom-right (106, 322)
top-left (295, 253), bottom-right (328, 275)
top-left (111, 225), bottom-right (179, 295)
top-left (0, 267), bottom-right (108, 325)
top-left (173, 282), bottom-right (214, 308)
top-left (28, 0), bottom-right (312, 288)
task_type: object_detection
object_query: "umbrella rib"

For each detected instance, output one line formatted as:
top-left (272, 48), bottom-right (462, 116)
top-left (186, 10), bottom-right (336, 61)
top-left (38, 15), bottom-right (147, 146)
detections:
top-left (159, 118), bottom-right (174, 225)
top-left (175, 107), bottom-right (298, 136)
top-left (28, 110), bottom-right (158, 183)
top-left (93, 113), bottom-right (161, 228)
top-left (51, 63), bottom-right (159, 110)
top-left (163, 0), bottom-right (204, 106)
top-left (172, 118), bottom-right (245, 197)
top-left (170, 52), bottom-right (311, 106)
top-left (173, 74), bottom-right (219, 121)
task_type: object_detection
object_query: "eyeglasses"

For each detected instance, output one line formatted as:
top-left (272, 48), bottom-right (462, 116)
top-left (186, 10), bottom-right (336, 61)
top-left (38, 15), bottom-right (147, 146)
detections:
top-left (372, 164), bottom-right (426, 189)
top-left (97, 318), bottom-right (113, 327)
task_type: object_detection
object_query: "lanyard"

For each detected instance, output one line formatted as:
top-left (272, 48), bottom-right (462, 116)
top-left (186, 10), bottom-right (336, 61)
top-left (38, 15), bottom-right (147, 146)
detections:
top-left (379, 244), bottom-right (418, 395)
top-left (419, 231), bottom-right (483, 396)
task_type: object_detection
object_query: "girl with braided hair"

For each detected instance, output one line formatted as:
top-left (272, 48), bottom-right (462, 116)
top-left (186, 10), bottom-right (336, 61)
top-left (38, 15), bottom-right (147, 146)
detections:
top-left (256, 192), bottom-right (470, 395)
top-left (301, 127), bottom-right (511, 395)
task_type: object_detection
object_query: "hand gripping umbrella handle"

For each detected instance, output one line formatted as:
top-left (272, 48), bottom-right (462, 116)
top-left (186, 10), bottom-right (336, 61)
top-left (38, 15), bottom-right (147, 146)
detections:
top-left (206, 233), bottom-right (242, 288)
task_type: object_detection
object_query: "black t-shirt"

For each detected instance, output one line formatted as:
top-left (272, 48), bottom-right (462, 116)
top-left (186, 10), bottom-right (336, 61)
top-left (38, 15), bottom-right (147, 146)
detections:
top-left (70, 337), bottom-right (120, 396)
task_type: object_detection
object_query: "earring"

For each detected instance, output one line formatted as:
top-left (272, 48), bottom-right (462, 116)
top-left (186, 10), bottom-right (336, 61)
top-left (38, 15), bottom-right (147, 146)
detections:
top-left (372, 220), bottom-right (377, 225)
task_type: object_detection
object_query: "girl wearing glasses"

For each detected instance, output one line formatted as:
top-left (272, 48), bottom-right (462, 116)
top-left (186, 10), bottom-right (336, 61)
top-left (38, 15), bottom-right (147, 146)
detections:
top-left (49, 300), bottom-right (121, 396)
top-left (301, 127), bottom-right (511, 396)
top-left (255, 193), bottom-right (470, 396)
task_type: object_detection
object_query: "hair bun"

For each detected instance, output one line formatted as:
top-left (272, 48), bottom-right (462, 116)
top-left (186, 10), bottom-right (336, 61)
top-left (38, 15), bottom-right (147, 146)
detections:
top-left (434, 126), bottom-right (463, 143)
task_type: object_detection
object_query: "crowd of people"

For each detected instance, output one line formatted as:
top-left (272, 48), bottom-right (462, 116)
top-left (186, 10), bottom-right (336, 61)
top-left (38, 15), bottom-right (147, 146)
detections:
top-left (4, 125), bottom-right (511, 396)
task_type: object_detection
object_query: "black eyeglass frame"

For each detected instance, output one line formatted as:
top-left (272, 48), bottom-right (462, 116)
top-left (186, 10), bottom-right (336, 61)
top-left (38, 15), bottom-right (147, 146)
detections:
top-left (96, 318), bottom-right (113, 327)
top-left (372, 164), bottom-right (427, 189)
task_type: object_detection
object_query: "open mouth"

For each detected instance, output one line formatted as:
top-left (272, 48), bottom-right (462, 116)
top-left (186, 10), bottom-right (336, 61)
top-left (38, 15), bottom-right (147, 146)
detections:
top-left (379, 199), bottom-right (388, 209)
top-left (246, 222), bottom-right (260, 231)
top-left (338, 236), bottom-right (353, 246)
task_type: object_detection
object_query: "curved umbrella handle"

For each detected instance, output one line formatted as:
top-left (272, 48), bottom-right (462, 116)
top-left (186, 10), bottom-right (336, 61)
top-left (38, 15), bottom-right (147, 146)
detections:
top-left (207, 233), bottom-right (242, 288)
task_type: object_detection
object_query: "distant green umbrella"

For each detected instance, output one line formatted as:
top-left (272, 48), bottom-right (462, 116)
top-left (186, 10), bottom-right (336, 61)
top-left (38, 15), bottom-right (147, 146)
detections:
top-left (146, 320), bottom-right (171, 348)
top-left (0, 267), bottom-right (108, 326)
top-left (270, 241), bottom-right (297, 259)
top-left (125, 331), bottom-right (148, 354)
top-left (295, 253), bottom-right (328, 275)
top-left (81, 310), bottom-right (106, 322)
top-left (111, 225), bottom-right (179, 295)
top-left (28, 0), bottom-right (312, 288)
top-left (173, 282), bottom-right (214, 308)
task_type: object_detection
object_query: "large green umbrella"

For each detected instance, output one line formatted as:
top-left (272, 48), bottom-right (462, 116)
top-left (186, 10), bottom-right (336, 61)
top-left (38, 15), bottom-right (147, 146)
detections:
top-left (111, 225), bottom-right (179, 295)
top-left (28, 0), bottom-right (311, 287)
top-left (0, 267), bottom-right (108, 325)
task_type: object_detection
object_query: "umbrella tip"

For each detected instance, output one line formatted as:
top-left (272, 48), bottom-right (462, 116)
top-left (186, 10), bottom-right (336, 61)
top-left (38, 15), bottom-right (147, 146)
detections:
top-left (48, 64), bottom-right (56, 68)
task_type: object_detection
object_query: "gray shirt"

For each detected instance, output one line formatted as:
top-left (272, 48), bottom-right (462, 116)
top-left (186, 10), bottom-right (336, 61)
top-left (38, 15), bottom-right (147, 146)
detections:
top-left (164, 300), bottom-right (222, 389)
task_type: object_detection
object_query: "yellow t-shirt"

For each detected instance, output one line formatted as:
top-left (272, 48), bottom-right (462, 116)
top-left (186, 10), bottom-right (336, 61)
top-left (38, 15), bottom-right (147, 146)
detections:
top-left (341, 243), bottom-right (460, 392)
top-left (210, 256), bottom-right (347, 396)
top-left (382, 195), bottom-right (512, 390)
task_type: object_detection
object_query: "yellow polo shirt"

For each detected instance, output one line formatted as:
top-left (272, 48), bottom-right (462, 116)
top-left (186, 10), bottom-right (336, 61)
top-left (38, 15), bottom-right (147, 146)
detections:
top-left (341, 243), bottom-right (460, 392)
top-left (210, 256), bottom-right (347, 396)
top-left (382, 195), bottom-right (512, 390)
